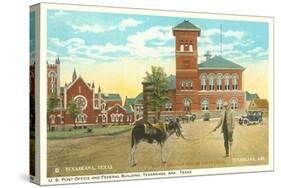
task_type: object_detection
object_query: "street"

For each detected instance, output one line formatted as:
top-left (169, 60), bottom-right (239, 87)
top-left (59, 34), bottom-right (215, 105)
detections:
top-left (47, 118), bottom-right (269, 177)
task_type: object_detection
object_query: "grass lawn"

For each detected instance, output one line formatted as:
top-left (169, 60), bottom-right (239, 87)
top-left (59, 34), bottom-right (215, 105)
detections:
top-left (47, 125), bottom-right (131, 139)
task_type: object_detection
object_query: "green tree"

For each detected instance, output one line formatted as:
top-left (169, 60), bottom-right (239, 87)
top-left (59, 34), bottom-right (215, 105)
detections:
top-left (144, 66), bottom-right (169, 122)
top-left (66, 99), bottom-right (80, 128)
top-left (47, 93), bottom-right (60, 130)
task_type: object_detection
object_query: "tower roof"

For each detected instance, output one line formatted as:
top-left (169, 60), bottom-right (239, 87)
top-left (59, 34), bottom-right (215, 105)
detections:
top-left (198, 55), bottom-right (245, 71)
top-left (173, 20), bottom-right (201, 35)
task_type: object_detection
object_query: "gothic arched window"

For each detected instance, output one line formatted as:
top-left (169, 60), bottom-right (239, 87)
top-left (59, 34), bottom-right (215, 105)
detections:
top-left (231, 98), bottom-right (238, 110)
top-left (200, 75), bottom-right (207, 90)
top-left (48, 71), bottom-right (57, 94)
top-left (232, 74), bottom-right (238, 90)
top-left (216, 99), bottom-right (224, 111)
top-left (201, 99), bottom-right (209, 111)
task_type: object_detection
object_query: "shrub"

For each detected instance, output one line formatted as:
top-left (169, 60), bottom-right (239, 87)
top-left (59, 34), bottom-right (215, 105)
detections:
top-left (87, 128), bottom-right (93, 133)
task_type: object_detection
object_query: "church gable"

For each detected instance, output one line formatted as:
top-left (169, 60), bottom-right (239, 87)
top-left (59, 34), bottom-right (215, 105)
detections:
top-left (67, 76), bottom-right (93, 95)
top-left (107, 104), bottom-right (127, 114)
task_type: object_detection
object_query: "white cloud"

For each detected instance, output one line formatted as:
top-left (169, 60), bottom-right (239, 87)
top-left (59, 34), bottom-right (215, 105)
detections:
top-left (127, 26), bottom-right (173, 44)
top-left (54, 10), bottom-right (67, 17)
top-left (257, 51), bottom-right (268, 57)
top-left (49, 37), bottom-right (85, 48)
top-left (248, 47), bottom-right (263, 53)
top-left (67, 22), bottom-right (109, 33)
top-left (201, 28), bottom-right (246, 40)
top-left (223, 30), bottom-right (245, 40)
top-left (51, 25), bottom-right (175, 59)
top-left (126, 26), bottom-right (174, 57)
top-left (119, 18), bottom-right (143, 30)
top-left (202, 28), bottom-right (220, 38)
top-left (67, 18), bottom-right (143, 33)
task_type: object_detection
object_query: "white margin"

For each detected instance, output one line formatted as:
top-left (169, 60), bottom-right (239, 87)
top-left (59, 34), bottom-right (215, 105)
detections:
top-left (35, 2), bottom-right (274, 185)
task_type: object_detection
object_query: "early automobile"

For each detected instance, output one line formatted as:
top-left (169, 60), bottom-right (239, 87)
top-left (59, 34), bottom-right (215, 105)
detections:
top-left (180, 113), bottom-right (196, 123)
top-left (239, 111), bottom-right (263, 125)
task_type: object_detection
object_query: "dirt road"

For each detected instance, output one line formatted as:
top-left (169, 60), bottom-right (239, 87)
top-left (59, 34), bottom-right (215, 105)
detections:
top-left (47, 118), bottom-right (269, 177)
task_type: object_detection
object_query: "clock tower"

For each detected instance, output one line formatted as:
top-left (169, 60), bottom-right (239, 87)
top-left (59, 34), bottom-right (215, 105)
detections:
top-left (172, 20), bottom-right (201, 113)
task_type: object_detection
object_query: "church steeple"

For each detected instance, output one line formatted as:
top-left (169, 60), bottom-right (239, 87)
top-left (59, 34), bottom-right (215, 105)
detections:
top-left (72, 69), bottom-right (77, 82)
top-left (55, 56), bottom-right (60, 64)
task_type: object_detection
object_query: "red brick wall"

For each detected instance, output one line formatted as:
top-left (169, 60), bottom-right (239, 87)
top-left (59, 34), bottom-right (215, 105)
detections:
top-left (106, 101), bottom-right (122, 110)
top-left (174, 30), bottom-right (199, 52)
top-left (65, 78), bottom-right (97, 124)
top-left (173, 91), bottom-right (245, 113)
top-left (107, 105), bottom-right (134, 124)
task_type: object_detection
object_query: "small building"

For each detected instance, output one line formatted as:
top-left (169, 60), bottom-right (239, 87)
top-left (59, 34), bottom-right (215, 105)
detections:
top-left (245, 91), bottom-right (260, 108)
top-left (248, 99), bottom-right (269, 116)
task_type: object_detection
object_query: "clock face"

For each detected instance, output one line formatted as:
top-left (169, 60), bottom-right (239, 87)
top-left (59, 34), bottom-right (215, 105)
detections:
top-left (74, 96), bottom-right (87, 110)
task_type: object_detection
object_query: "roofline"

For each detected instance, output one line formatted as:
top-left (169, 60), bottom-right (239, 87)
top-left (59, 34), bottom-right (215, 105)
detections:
top-left (107, 103), bottom-right (127, 112)
top-left (101, 93), bottom-right (122, 102)
top-left (172, 28), bottom-right (201, 36)
top-left (101, 98), bottom-right (122, 102)
top-left (198, 67), bottom-right (246, 71)
top-left (172, 28), bottom-right (201, 32)
top-left (67, 75), bottom-right (93, 91)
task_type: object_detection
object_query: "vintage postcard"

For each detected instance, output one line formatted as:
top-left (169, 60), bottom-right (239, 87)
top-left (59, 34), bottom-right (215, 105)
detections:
top-left (30, 3), bottom-right (274, 185)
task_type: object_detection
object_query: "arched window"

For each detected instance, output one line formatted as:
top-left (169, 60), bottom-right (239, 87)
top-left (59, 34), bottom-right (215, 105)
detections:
top-left (101, 103), bottom-right (106, 111)
top-left (232, 75), bottom-right (238, 90)
top-left (201, 99), bottom-right (209, 111)
top-left (75, 113), bottom-right (88, 124)
top-left (224, 75), bottom-right (230, 90)
top-left (216, 99), bottom-right (224, 111)
top-left (180, 44), bottom-right (184, 52)
top-left (119, 114), bottom-right (124, 122)
top-left (181, 80), bottom-right (193, 90)
top-left (189, 44), bottom-right (193, 52)
top-left (208, 75), bottom-right (215, 90)
top-left (189, 81), bottom-right (193, 90)
top-left (181, 80), bottom-right (187, 90)
top-left (200, 75), bottom-right (207, 90)
top-left (183, 98), bottom-right (191, 113)
top-left (102, 114), bottom-right (106, 123)
top-left (231, 98), bottom-right (238, 110)
top-left (48, 71), bottom-right (57, 94)
top-left (165, 102), bottom-right (172, 111)
top-left (49, 114), bottom-right (56, 124)
top-left (216, 74), bottom-right (223, 90)
top-left (111, 114), bottom-right (116, 122)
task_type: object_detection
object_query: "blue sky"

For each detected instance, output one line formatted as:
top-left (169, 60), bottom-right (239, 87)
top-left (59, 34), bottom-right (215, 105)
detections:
top-left (47, 9), bottom-right (269, 64)
top-left (45, 9), bottom-right (270, 99)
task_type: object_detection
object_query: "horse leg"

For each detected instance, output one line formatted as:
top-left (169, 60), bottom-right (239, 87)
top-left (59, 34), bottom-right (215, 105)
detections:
top-left (160, 143), bottom-right (166, 163)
